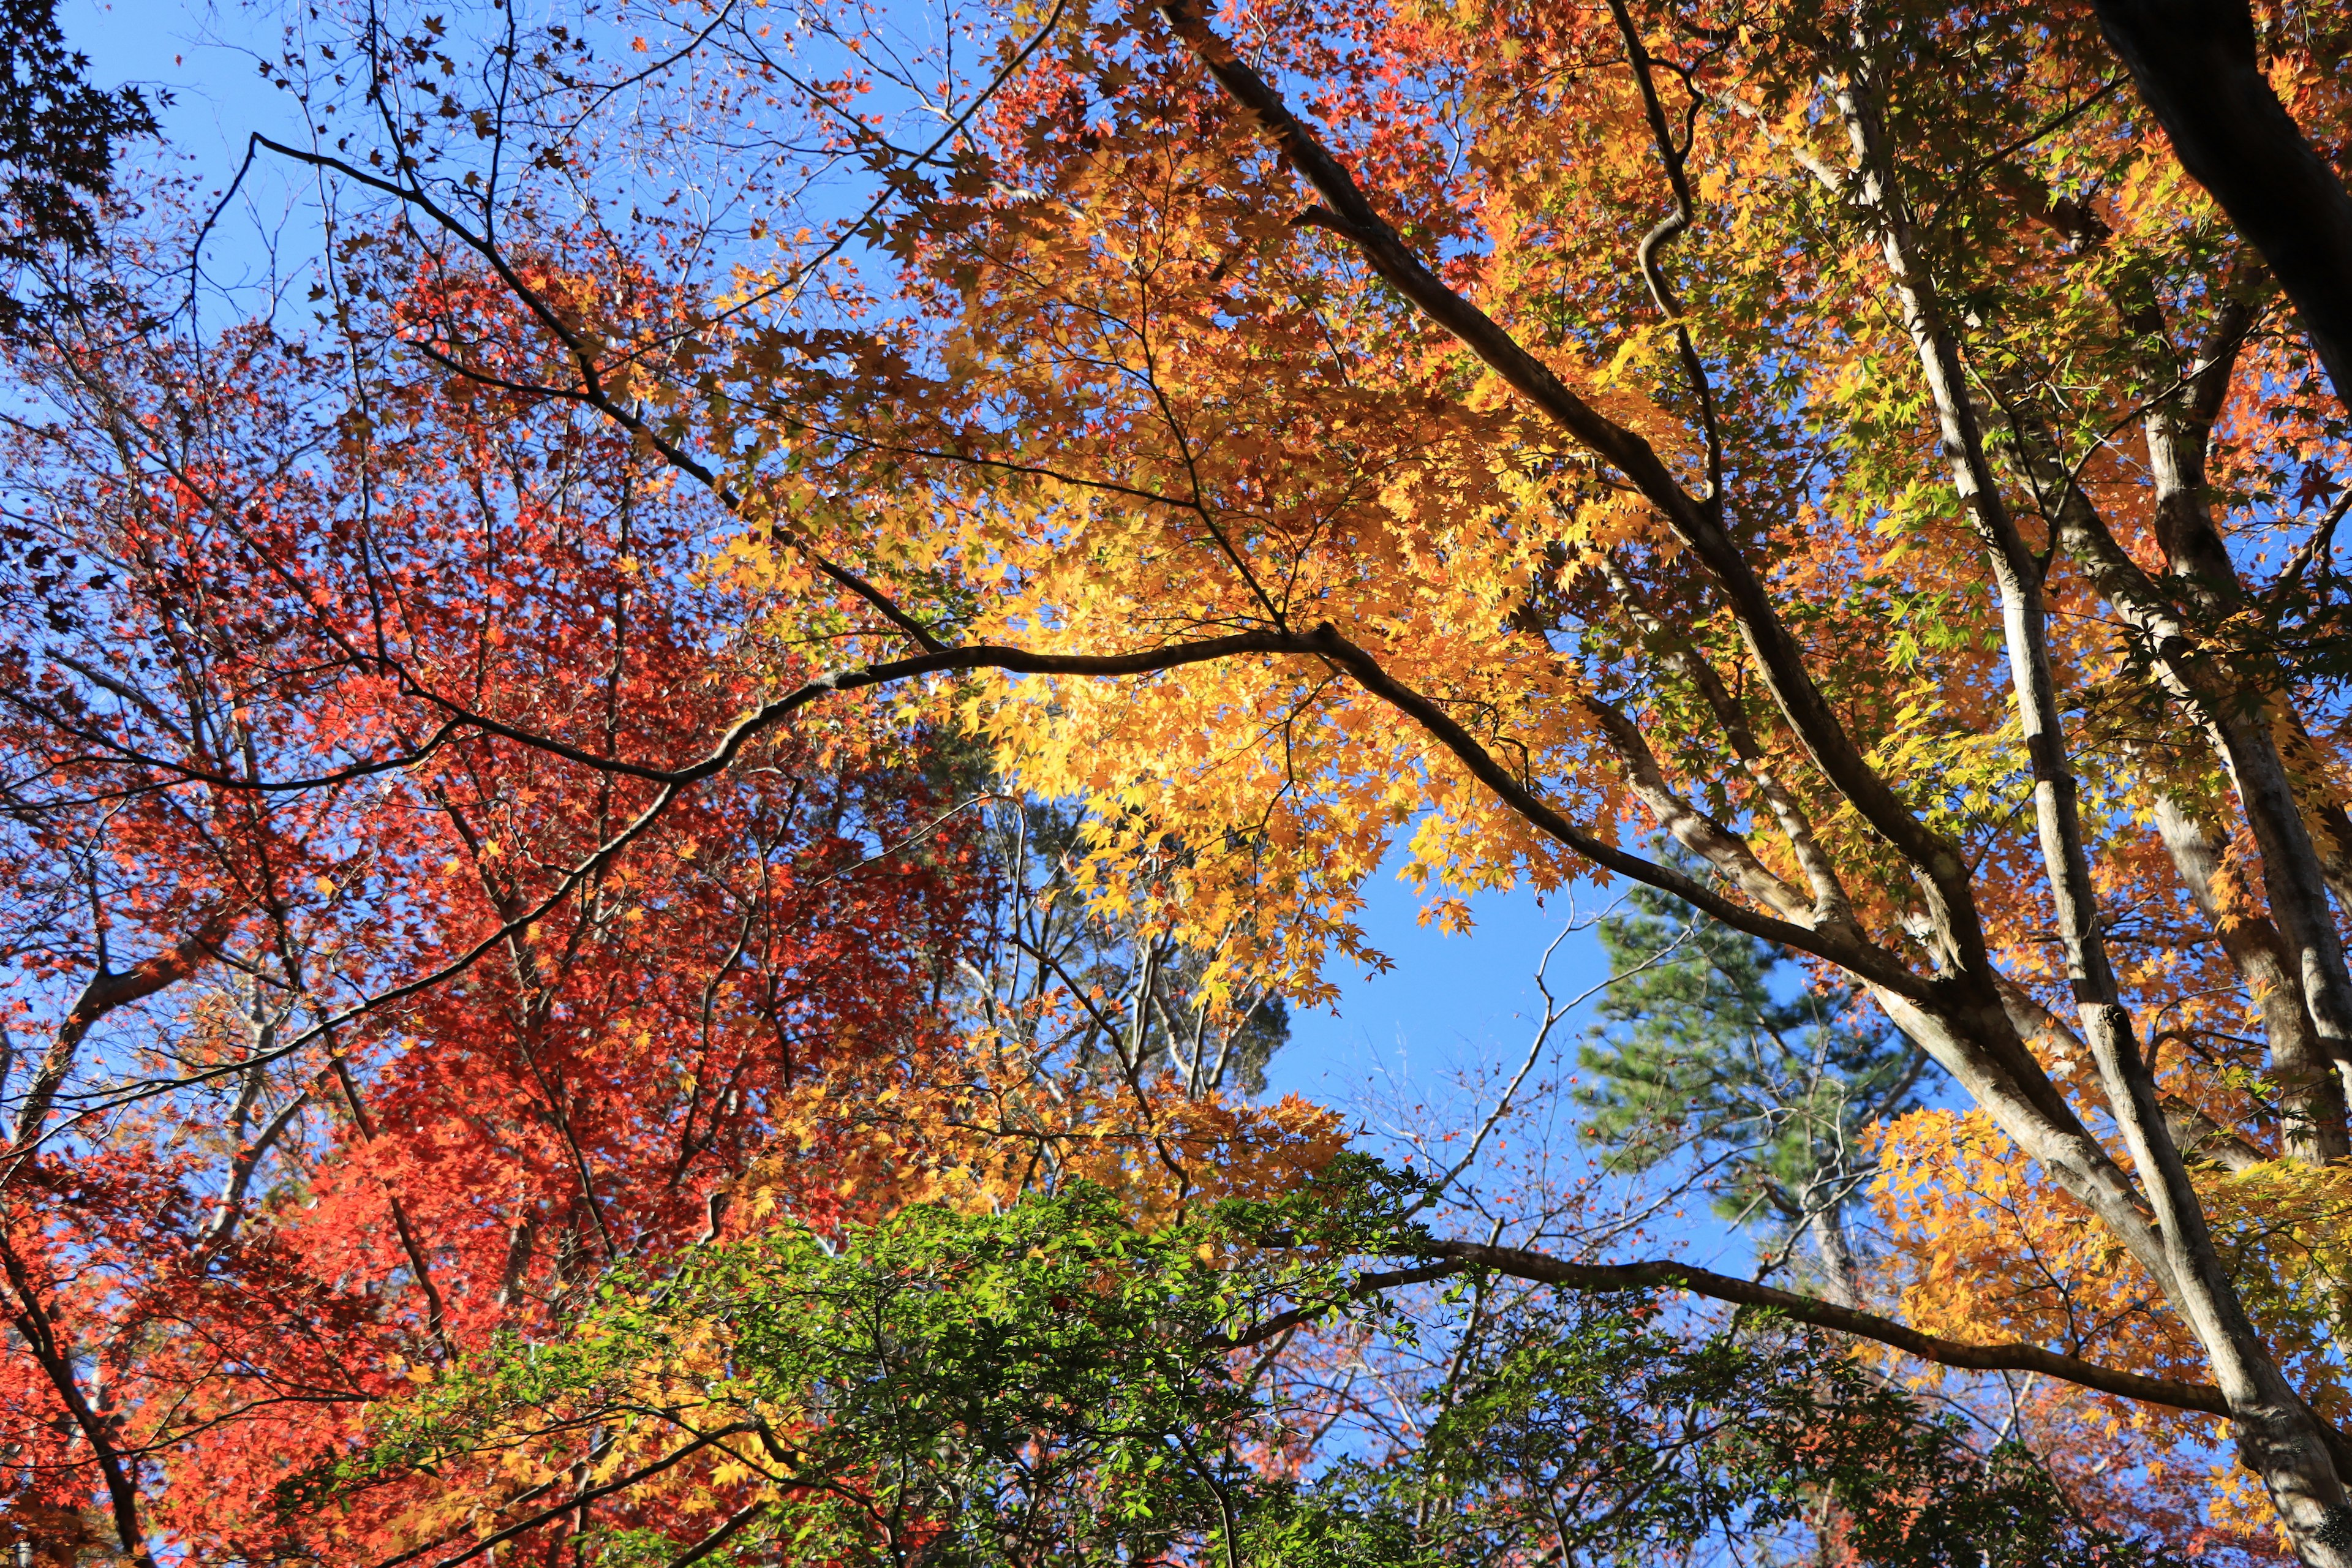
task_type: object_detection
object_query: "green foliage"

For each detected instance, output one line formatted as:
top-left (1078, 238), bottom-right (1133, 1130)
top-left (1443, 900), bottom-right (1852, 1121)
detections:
top-left (1234, 1487), bottom-right (1434, 1568)
top-left (307, 1162), bottom-right (1428, 1567)
top-left (318, 1163), bottom-right (2182, 1567)
top-left (1580, 881), bottom-right (1932, 1269)
top-left (1385, 1297), bottom-right (2182, 1567)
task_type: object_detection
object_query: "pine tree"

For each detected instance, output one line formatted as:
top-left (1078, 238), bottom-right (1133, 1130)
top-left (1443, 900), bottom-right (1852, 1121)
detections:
top-left (1580, 883), bottom-right (1934, 1305)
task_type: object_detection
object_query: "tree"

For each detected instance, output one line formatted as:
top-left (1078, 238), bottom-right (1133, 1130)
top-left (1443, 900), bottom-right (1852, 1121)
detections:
top-left (0, 217), bottom-right (984, 1558)
top-left (1578, 880), bottom-right (1932, 1305)
top-left (0, 0), bottom-right (159, 330)
top-left (2088, 0), bottom-right (2352, 412)
top-left (328, 1167), bottom-right (2193, 1566)
top-left (78, 0), bottom-right (2352, 1556)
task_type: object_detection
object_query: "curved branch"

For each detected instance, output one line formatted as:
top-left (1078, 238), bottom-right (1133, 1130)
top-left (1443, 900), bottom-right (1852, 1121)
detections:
top-left (1296, 620), bottom-right (1931, 998)
top-left (5, 631), bottom-right (1323, 1144)
top-left (1423, 1240), bottom-right (2236, 1419)
top-left (249, 135), bottom-right (948, 657)
top-left (410, 1423), bottom-right (760, 1568)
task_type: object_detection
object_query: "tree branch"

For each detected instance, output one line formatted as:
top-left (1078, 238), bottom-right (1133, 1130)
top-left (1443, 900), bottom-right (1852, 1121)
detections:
top-left (1156, 0), bottom-right (1977, 925)
top-left (1422, 1240), bottom-right (2237, 1419)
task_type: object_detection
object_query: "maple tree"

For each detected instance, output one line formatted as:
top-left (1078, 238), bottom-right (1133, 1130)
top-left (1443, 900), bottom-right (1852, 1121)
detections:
top-left (0, 203), bottom-right (989, 1558)
top-left (202, 0), bottom-right (2352, 1556)
top-left (0, 0), bottom-right (159, 331)
top-left (7, 0), bottom-right (2352, 1551)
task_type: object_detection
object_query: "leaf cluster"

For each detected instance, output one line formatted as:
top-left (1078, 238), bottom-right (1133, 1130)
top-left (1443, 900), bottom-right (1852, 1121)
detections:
top-left (319, 1162), bottom-right (2180, 1568)
top-left (0, 0), bottom-right (158, 329)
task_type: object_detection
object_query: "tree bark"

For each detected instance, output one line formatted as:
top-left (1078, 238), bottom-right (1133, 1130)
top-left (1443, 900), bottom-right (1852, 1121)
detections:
top-left (2092, 0), bottom-right (2352, 411)
top-left (1825, 43), bottom-right (2352, 1561)
top-left (4, 911), bottom-right (230, 1177)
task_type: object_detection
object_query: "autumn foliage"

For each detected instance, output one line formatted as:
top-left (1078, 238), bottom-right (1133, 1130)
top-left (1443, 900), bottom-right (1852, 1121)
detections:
top-left (7, 0), bottom-right (2352, 1559)
top-left (0, 239), bottom-right (983, 1555)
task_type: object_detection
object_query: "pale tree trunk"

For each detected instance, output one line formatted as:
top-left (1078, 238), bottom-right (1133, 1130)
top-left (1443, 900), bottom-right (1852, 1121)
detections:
top-left (1825, 53), bottom-right (2352, 1561)
top-left (1805, 1202), bottom-right (1860, 1311)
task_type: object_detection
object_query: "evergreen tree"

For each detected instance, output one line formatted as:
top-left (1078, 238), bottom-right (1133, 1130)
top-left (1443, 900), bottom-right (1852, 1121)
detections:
top-left (1579, 883), bottom-right (1936, 1303)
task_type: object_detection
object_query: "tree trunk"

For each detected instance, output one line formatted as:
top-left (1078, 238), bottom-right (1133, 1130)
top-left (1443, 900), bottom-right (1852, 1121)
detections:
top-left (2092, 0), bottom-right (2352, 410)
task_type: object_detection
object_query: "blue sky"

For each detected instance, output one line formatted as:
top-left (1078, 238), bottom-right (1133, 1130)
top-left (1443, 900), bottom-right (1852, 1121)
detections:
top-left (79, 1), bottom-right (293, 162)
top-left (1267, 859), bottom-right (1611, 1115)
